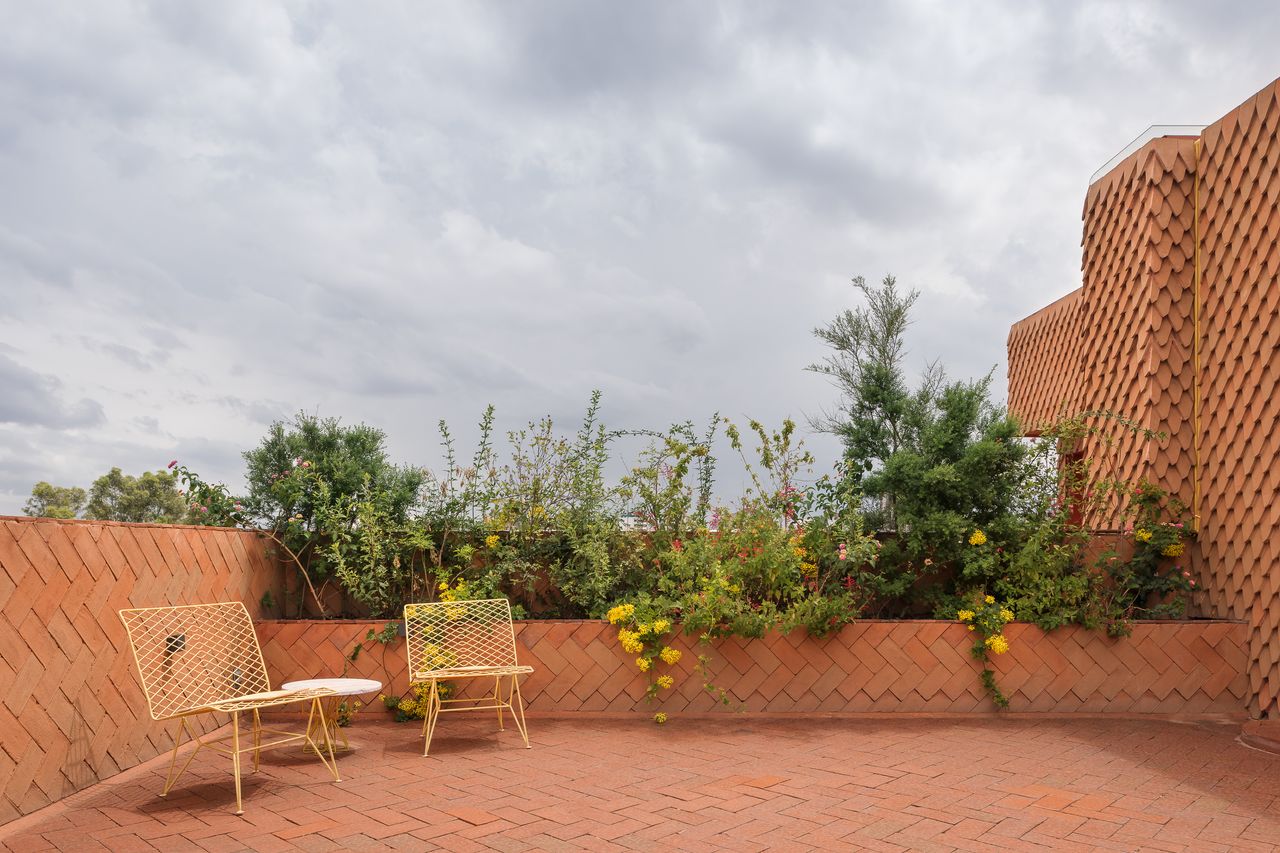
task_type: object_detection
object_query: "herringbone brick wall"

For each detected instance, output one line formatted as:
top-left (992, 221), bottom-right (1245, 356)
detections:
top-left (0, 516), bottom-right (282, 825)
top-left (256, 618), bottom-right (1246, 716)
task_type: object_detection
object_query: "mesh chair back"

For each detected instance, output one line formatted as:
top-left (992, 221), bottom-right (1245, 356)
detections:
top-left (119, 601), bottom-right (272, 720)
top-left (405, 598), bottom-right (520, 676)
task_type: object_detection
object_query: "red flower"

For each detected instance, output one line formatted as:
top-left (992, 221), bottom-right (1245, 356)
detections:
top-left (168, 460), bottom-right (178, 469)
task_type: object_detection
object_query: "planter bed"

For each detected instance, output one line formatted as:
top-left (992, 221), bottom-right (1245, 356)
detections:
top-left (256, 617), bottom-right (1248, 716)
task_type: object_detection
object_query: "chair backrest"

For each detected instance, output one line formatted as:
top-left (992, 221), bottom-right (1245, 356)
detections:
top-left (118, 601), bottom-right (272, 720)
top-left (404, 598), bottom-right (520, 676)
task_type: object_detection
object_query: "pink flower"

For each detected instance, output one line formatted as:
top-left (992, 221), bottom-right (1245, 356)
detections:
top-left (301, 460), bottom-right (312, 468)
top-left (168, 459), bottom-right (178, 469)
top-left (200, 506), bottom-right (208, 514)
top-left (1174, 523), bottom-right (1183, 529)
top-left (1189, 579), bottom-right (1197, 587)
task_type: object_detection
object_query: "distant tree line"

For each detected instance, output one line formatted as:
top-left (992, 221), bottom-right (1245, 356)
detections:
top-left (23, 467), bottom-right (188, 524)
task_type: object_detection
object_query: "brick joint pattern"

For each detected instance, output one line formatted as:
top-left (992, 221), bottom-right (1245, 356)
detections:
top-left (0, 517), bottom-right (280, 824)
top-left (256, 618), bottom-right (1246, 716)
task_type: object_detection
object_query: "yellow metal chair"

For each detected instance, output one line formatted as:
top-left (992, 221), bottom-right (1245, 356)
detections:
top-left (118, 602), bottom-right (341, 814)
top-left (404, 598), bottom-right (533, 755)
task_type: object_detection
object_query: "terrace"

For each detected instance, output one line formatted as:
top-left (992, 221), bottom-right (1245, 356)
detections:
top-left (4, 55), bottom-right (1280, 853)
top-left (3, 715), bottom-right (1278, 852)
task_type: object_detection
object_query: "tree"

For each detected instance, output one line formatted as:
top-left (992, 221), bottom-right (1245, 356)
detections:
top-left (810, 275), bottom-right (1028, 613)
top-left (84, 468), bottom-right (188, 523)
top-left (809, 275), bottom-right (920, 485)
top-left (23, 482), bottom-right (87, 519)
top-left (241, 412), bottom-right (424, 526)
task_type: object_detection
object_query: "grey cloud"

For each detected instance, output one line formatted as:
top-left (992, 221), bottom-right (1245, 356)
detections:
top-left (1, 1), bottom-right (1279, 514)
top-left (0, 352), bottom-right (105, 429)
top-left (708, 106), bottom-right (949, 222)
top-left (216, 396), bottom-right (291, 425)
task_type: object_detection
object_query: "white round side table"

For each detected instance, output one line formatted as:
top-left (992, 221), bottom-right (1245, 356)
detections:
top-left (282, 677), bottom-right (382, 751)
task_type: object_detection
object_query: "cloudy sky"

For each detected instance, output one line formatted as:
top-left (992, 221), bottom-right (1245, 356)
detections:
top-left (2, 1), bottom-right (1278, 513)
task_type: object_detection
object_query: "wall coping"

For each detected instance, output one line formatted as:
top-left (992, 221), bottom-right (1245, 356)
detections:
top-left (255, 617), bottom-right (1248, 626)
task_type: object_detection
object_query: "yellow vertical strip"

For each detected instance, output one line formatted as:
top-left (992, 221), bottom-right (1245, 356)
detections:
top-left (1192, 139), bottom-right (1202, 533)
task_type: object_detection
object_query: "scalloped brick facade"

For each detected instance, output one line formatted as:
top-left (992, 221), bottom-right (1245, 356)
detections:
top-left (1008, 78), bottom-right (1280, 718)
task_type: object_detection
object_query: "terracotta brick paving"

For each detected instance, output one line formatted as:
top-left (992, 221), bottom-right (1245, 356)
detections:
top-left (2, 715), bottom-right (1277, 852)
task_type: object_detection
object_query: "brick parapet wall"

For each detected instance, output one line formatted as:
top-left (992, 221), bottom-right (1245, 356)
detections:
top-left (0, 516), bottom-right (282, 825)
top-left (256, 618), bottom-right (1246, 717)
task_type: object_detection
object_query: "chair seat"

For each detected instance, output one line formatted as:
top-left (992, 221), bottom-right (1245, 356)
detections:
top-left (413, 664), bottom-right (534, 680)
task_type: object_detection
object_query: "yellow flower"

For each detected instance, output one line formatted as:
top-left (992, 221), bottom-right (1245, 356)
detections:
top-left (957, 610), bottom-right (974, 622)
top-left (985, 634), bottom-right (1010, 655)
top-left (969, 530), bottom-right (987, 546)
top-left (656, 675), bottom-right (674, 689)
top-left (999, 609), bottom-right (1015, 623)
top-left (637, 623), bottom-right (652, 635)
top-left (659, 647), bottom-right (682, 665)
top-left (485, 534), bottom-right (501, 549)
top-left (1162, 542), bottom-right (1184, 557)
top-left (607, 603), bottom-right (635, 625)
top-left (653, 619), bottom-right (671, 634)
top-left (984, 595), bottom-right (995, 604)
top-left (636, 657), bottom-right (651, 672)
top-left (967, 625), bottom-right (975, 632)
top-left (653, 712), bottom-right (668, 725)
top-left (618, 629), bottom-right (644, 654)
top-left (1135, 528), bottom-right (1153, 543)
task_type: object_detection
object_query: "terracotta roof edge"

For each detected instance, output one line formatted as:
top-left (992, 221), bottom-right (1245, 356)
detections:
top-left (1009, 288), bottom-right (1083, 335)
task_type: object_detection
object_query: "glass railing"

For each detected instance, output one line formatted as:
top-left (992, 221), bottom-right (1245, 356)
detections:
top-left (1088, 124), bottom-right (1207, 185)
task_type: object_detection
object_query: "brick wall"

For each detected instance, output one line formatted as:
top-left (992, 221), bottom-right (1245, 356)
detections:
top-left (0, 517), bottom-right (282, 824)
top-left (257, 618), bottom-right (1246, 716)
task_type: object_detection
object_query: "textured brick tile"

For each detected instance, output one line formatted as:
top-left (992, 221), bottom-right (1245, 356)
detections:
top-left (6, 717), bottom-right (1277, 851)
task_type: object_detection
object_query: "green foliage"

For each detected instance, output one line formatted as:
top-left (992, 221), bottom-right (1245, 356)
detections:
top-left (809, 274), bottom-right (917, 481)
top-left (954, 593), bottom-right (1015, 708)
top-left (23, 482), bottom-right (86, 519)
top-left (84, 467), bottom-right (187, 523)
top-left (242, 412), bottom-right (424, 528)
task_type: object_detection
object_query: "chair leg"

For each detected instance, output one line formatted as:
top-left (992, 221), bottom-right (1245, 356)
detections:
top-left (161, 717), bottom-right (196, 797)
top-left (422, 681), bottom-right (442, 756)
top-left (252, 709), bottom-right (262, 773)
top-left (495, 676), bottom-right (504, 731)
top-left (231, 710), bottom-right (243, 815)
top-left (508, 675), bottom-right (531, 749)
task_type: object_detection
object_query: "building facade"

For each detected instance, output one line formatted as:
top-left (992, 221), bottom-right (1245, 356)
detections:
top-left (1007, 78), bottom-right (1280, 719)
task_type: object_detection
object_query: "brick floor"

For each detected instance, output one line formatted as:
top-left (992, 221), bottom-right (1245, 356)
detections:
top-left (1, 715), bottom-right (1278, 851)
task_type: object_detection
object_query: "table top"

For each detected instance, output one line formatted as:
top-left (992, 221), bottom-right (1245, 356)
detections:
top-left (281, 677), bottom-right (382, 696)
